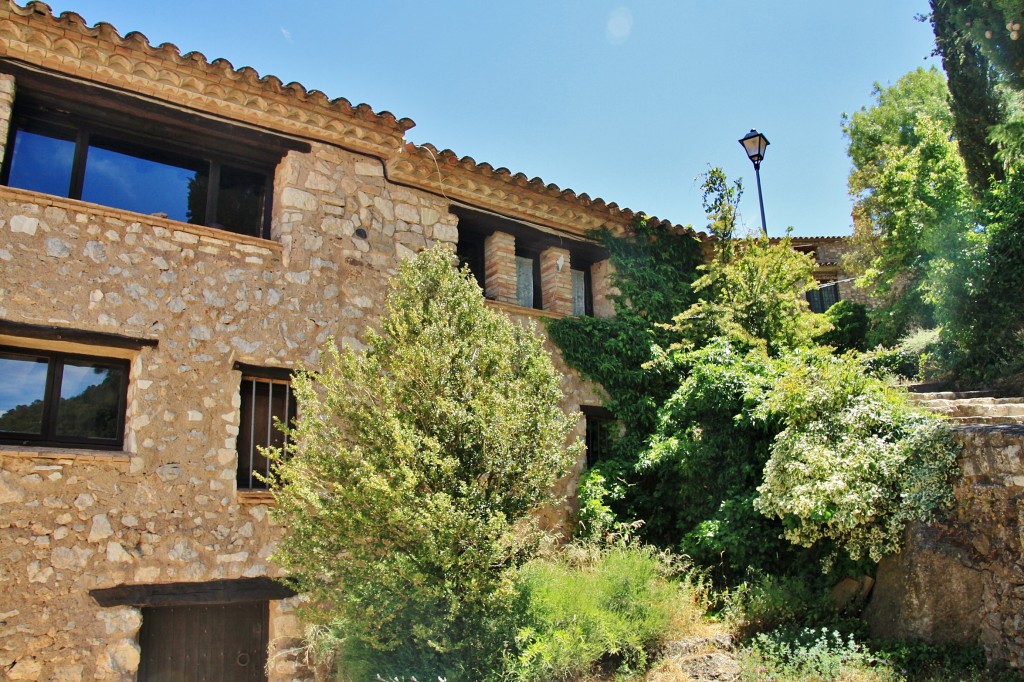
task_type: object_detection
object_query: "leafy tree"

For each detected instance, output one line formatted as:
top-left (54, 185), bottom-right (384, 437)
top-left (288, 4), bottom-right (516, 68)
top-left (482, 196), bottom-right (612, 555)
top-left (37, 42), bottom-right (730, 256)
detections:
top-left (940, 0), bottom-right (1024, 92)
top-left (843, 67), bottom-right (979, 344)
top-left (269, 247), bottom-right (579, 681)
top-left (670, 236), bottom-right (829, 356)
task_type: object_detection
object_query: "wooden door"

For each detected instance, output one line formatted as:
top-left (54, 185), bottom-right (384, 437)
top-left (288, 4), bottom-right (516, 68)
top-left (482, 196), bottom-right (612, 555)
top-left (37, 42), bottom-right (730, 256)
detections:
top-left (137, 601), bottom-right (269, 682)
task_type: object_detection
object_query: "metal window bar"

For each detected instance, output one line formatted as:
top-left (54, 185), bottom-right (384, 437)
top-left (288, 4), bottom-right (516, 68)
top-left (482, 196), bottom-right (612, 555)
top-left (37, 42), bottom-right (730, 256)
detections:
top-left (247, 377), bottom-right (256, 490)
top-left (239, 376), bottom-right (292, 490)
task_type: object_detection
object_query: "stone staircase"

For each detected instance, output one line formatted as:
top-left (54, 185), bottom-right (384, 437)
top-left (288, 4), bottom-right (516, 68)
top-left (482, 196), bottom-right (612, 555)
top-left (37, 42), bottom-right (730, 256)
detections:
top-left (907, 388), bottom-right (1024, 426)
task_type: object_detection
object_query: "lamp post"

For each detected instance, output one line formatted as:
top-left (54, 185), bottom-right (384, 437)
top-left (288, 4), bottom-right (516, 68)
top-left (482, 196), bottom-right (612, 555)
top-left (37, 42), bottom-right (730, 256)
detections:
top-left (738, 129), bottom-right (770, 237)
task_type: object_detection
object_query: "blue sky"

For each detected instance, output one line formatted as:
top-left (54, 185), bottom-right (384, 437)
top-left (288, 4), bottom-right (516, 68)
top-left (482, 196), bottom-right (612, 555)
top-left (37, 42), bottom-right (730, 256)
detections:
top-left (44, 1), bottom-right (939, 237)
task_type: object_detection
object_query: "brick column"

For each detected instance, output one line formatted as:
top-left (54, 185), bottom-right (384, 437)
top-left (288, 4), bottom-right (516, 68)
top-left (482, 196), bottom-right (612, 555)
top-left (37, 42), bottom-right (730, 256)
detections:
top-left (484, 230), bottom-right (516, 303)
top-left (590, 259), bottom-right (617, 318)
top-left (540, 246), bottom-right (573, 315)
top-left (0, 74), bottom-right (15, 162)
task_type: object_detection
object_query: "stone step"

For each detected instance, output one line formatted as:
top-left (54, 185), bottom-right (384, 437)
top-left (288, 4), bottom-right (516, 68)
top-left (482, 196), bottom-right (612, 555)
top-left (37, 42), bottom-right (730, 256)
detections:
top-left (914, 397), bottom-right (1024, 408)
top-left (920, 402), bottom-right (1024, 418)
top-left (908, 389), bottom-right (1009, 401)
top-left (949, 415), bottom-right (1024, 426)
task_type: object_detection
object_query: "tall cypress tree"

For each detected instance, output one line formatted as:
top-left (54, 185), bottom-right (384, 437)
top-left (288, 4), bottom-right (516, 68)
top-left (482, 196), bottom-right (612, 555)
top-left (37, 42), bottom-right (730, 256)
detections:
top-left (930, 0), bottom-right (1006, 195)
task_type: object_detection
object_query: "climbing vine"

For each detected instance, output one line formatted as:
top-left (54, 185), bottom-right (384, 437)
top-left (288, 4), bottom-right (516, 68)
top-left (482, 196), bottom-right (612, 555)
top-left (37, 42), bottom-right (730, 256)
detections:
top-left (546, 215), bottom-right (705, 539)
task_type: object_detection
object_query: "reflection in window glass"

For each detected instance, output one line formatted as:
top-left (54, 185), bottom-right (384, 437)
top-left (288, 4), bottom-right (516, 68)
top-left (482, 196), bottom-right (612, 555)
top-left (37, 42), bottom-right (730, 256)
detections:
top-left (82, 142), bottom-right (200, 222)
top-left (217, 166), bottom-right (265, 236)
top-left (54, 361), bottom-right (124, 440)
top-left (7, 129), bottom-right (75, 197)
top-left (572, 269), bottom-right (587, 316)
top-left (516, 256), bottom-right (535, 308)
top-left (0, 353), bottom-right (49, 435)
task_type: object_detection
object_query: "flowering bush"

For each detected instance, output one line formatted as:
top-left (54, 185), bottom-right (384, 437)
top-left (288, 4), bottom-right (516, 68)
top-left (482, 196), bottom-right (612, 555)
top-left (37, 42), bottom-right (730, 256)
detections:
top-left (754, 349), bottom-right (959, 565)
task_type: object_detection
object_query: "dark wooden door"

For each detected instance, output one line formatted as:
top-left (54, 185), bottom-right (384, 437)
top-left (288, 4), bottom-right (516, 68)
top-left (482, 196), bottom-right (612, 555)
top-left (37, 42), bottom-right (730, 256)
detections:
top-left (138, 601), bottom-right (269, 682)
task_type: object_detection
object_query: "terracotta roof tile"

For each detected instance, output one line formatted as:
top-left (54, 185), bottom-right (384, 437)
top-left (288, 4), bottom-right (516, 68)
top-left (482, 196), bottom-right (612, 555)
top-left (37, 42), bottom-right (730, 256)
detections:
top-left (11, 1), bottom-right (415, 134)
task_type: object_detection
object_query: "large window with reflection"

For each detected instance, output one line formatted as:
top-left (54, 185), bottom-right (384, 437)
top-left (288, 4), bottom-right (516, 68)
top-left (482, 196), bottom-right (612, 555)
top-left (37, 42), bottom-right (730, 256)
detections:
top-left (0, 68), bottom-right (309, 240)
top-left (0, 347), bottom-right (129, 449)
top-left (4, 115), bottom-right (271, 238)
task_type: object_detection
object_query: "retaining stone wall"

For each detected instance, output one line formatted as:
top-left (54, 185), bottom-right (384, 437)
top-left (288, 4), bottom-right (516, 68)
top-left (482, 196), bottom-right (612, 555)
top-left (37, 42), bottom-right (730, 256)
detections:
top-left (865, 424), bottom-right (1024, 670)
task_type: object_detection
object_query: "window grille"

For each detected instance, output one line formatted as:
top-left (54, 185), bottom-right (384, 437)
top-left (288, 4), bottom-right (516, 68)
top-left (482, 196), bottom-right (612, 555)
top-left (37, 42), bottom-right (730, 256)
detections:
top-left (236, 373), bottom-right (295, 490)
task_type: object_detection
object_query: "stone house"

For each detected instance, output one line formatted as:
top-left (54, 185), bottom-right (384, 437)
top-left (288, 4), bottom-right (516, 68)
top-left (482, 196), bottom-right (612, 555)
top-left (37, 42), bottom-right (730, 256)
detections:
top-left (775, 235), bottom-right (873, 312)
top-left (0, 2), bottom-right (716, 679)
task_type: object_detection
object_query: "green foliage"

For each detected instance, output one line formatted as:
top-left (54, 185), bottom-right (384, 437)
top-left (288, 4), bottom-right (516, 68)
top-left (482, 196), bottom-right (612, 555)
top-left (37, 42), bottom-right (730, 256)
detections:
top-left (671, 236), bottom-right (831, 356)
top-left (843, 67), bottom-right (981, 343)
top-left (929, 0), bottom-right (1007, 195)
top-left (754, 348), bottom-right (960, 566)
top-left (700, 165), bottom-right (743, 242)
top-left (862, 328), bottom-right (945, 381)
top-left (546, 215), bottom-right (705, 533)
top-left (740, 628), bottom-right (898, 682)
top-left (642, 338), bottom-right (801, 581)
top-left (817, 300), bottom-right (870, 352)
top-left (940, 0), bottom-right (1024, 93)
top-left (953, 168), bottom-right (1024, 380)
top-left (268, 247), bottom-right (578, 681)
top-left (509, 542), bottom-right (707, 681)
top-left (723, 573), bottom-right (841, 637)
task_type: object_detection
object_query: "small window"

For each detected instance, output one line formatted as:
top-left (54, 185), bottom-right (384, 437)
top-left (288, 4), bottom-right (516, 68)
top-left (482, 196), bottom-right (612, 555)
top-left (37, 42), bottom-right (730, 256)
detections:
top-left (571, 267), bottom-right (593, 316)
top-left (516, 251), bottom-right (542, 309)
top-left (807, 281), bottom-right (841, 314)
top-left (0, 347), bottom-right (129, 449)
top-left (236, 367), bottom-right (295, 490)
top-left (582, 406), bottom-right (614, 469)
top-left (456, 230), bottom-right (486, 291)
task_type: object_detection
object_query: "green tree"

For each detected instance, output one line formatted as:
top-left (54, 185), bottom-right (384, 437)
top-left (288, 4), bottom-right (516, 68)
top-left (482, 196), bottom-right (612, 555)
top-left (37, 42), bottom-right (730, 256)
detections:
top-left (843, 67), bottom-right (979, 343)
top-left (269, 247), bottom-right (579, 681)
top-left (671, 236), bottom-right (830, 357)
top-left (941, 0), bottom-right (1024, 92)
top-left (930, 0), bottom-right (1007, 195)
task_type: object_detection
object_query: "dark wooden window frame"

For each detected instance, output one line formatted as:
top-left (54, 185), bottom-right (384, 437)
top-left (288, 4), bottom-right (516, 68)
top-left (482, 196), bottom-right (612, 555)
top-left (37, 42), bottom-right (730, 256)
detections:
top-left (234, 363), bottom-right (295, 491)
top-left (581, 405), bottom-right (614, 469)
top-left (0, 63), bottom-right (310, 240)
top-left (0, 345), bottom-right (130, 450)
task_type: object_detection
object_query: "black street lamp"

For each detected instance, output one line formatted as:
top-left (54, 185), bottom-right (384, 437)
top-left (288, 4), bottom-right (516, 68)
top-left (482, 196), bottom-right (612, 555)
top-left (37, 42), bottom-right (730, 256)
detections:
top-left (738, 129), bottom-right (770, 237)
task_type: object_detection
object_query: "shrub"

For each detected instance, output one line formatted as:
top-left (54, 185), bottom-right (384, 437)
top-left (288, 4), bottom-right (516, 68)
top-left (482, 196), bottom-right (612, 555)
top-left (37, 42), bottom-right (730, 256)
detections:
top-left (755, 348), bottom-right (960, 566)
top-left (819, 300), bottom-right (870, 352)
top-left (268, 247), bottom-right (579, 681)
top-left (509, 542), bottom-right (707, 681)
top-left (723, 573), bottom-right (840, 636)
top-left (740, 627), bottom-right (898, 682)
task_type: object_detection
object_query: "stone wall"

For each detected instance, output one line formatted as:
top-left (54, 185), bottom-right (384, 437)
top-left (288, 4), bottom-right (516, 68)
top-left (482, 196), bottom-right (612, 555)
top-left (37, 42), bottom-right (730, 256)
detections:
top-left (864, 424), bottom-right (1024, 670)
top-left (0, 5), bottom-right (638, 678)
top-left (0, 136), bottom-right (603, 680)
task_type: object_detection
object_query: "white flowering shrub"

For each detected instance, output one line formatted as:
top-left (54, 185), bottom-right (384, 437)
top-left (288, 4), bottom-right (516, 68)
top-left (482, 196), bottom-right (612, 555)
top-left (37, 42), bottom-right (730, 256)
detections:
top-left (754, 348), bottom-right (960, 566)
